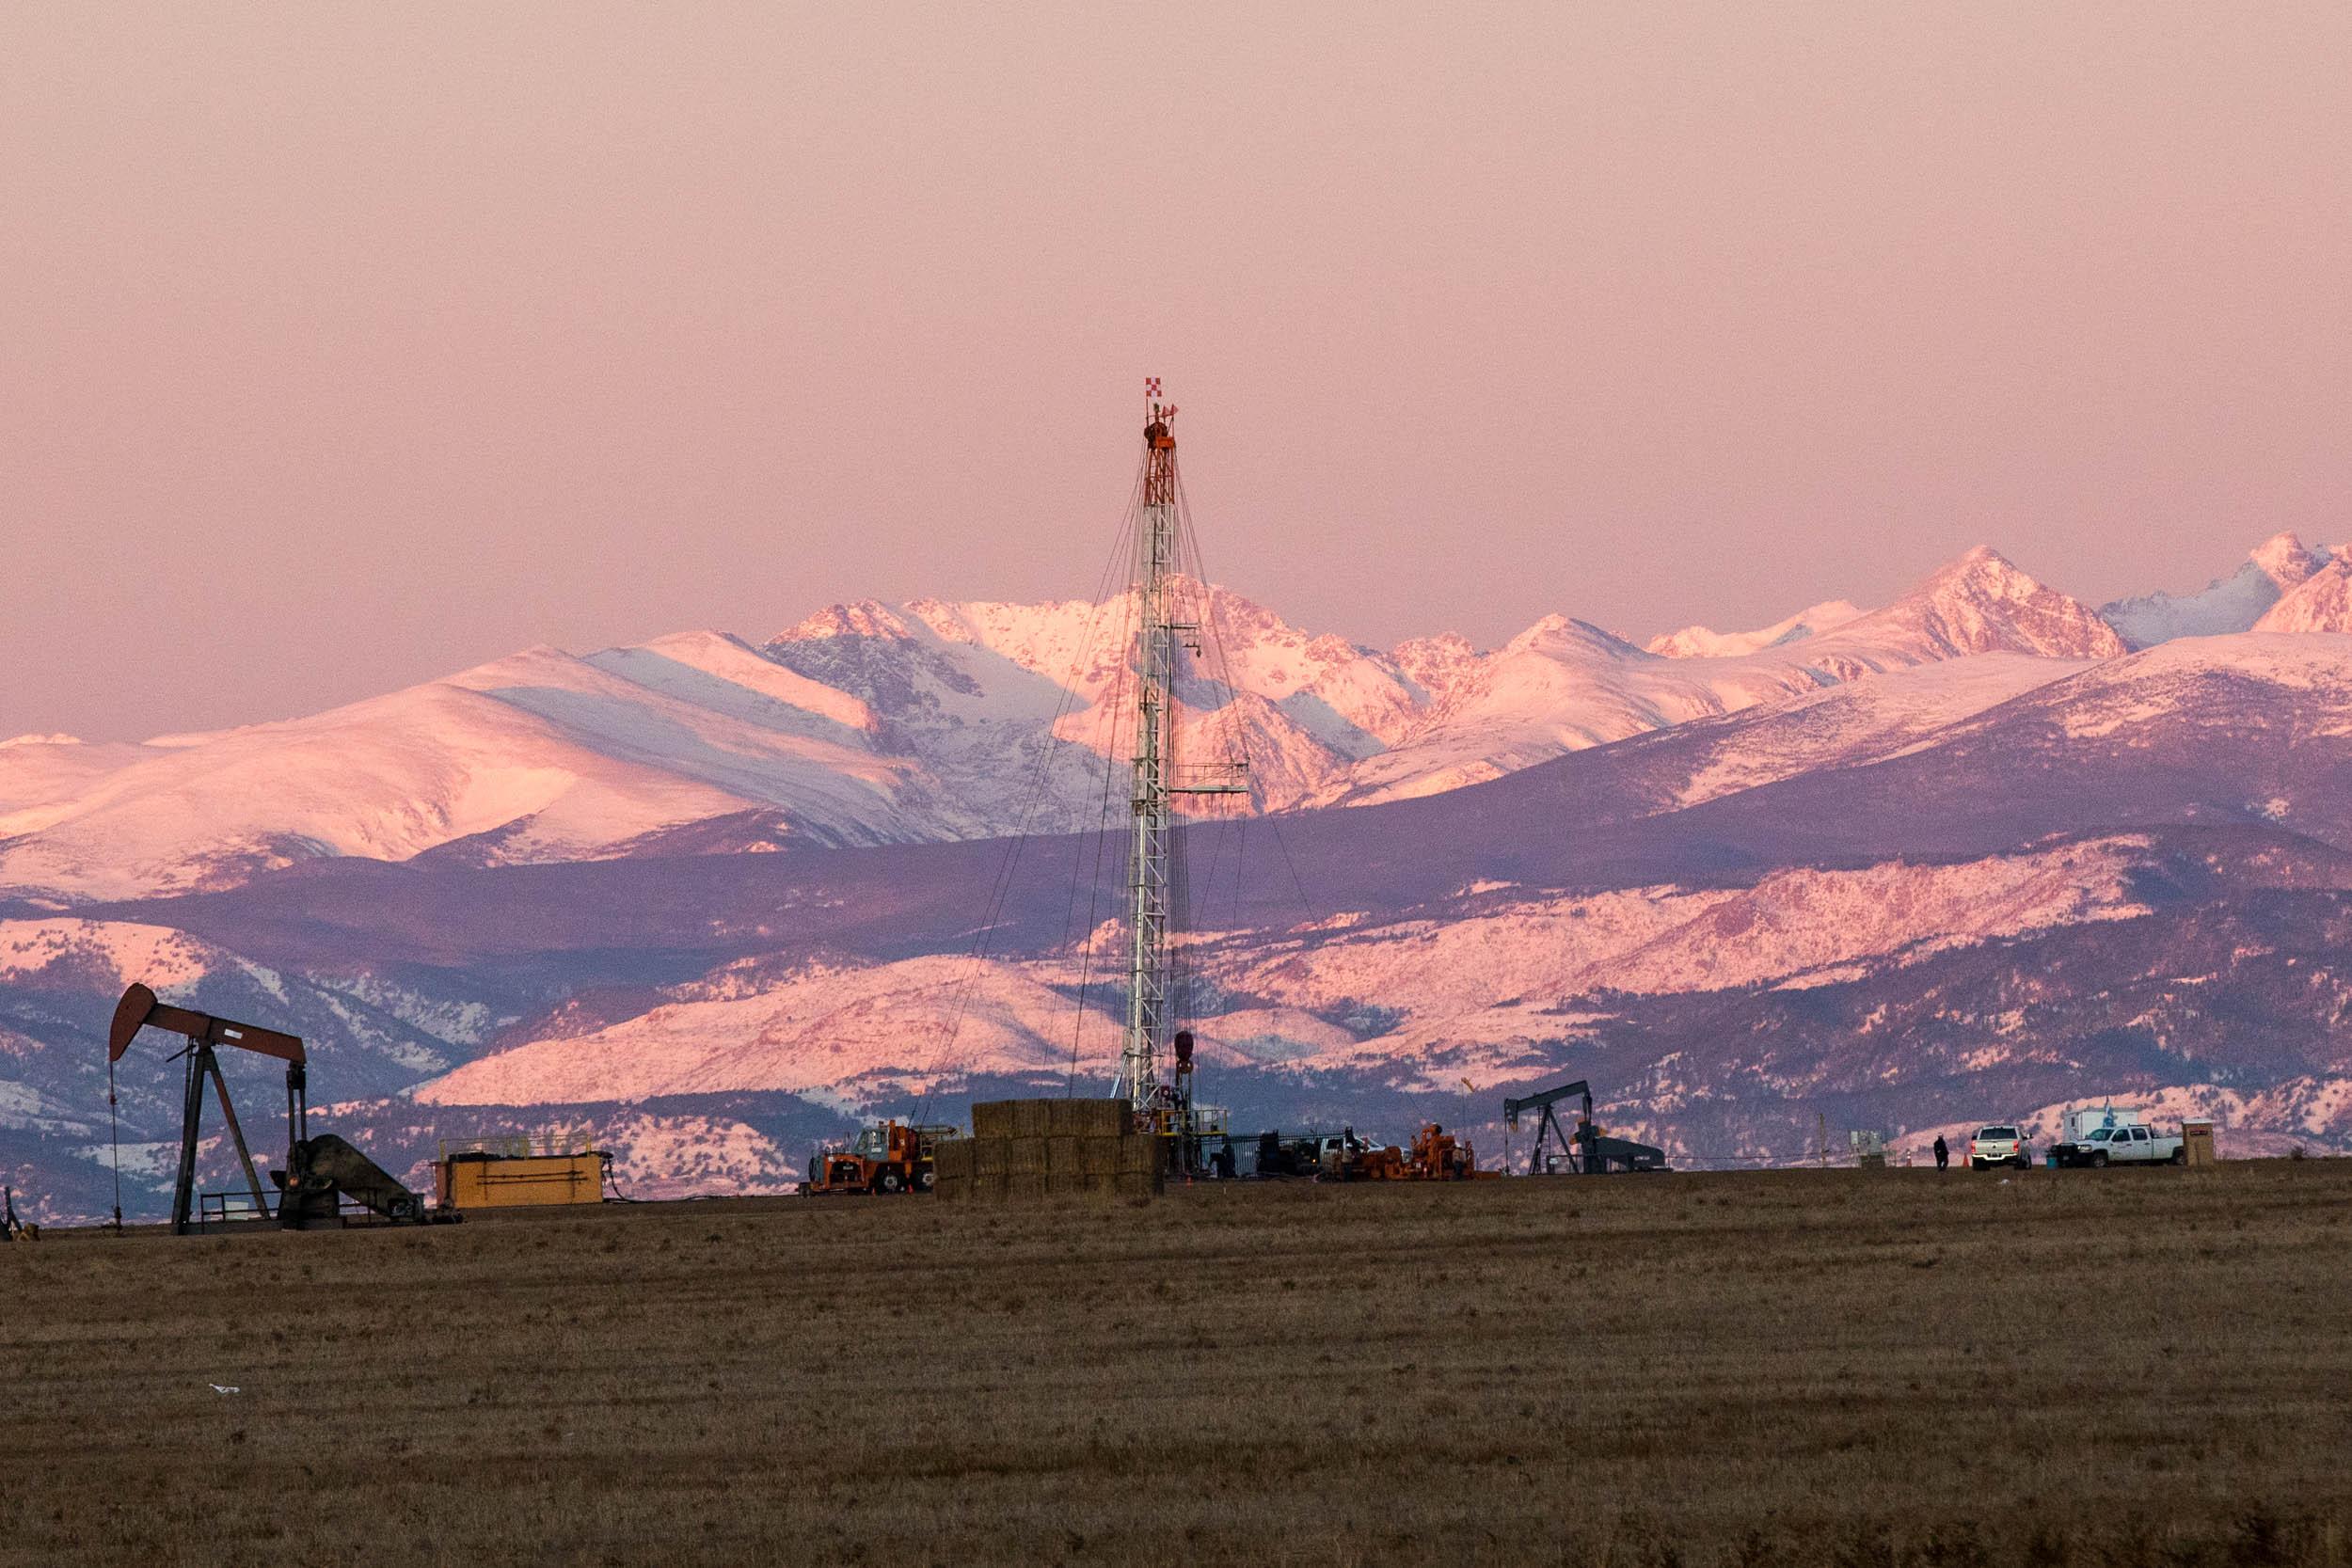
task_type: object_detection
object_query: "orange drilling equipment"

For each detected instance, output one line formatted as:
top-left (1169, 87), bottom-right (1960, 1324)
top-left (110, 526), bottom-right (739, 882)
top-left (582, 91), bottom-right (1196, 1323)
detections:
top-left (1327, 1123), bottom-right (1496, 1181)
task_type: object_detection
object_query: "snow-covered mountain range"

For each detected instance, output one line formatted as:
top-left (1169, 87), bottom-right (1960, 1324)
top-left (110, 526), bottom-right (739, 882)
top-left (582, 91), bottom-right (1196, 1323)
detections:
top-left (4, 541), bottom-right (2134, 901)
top-left (8, 531), bottom-right (2352, 1220)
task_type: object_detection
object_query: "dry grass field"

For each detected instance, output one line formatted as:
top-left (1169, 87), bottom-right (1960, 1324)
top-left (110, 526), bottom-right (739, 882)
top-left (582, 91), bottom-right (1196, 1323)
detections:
top-left (5, 1162), bottom-right (2350, 1567)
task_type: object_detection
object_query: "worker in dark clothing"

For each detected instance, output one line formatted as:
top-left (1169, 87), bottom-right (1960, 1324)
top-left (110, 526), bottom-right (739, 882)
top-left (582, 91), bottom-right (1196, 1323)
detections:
top-left (1932, 1134), bottom-right (1949, 1171)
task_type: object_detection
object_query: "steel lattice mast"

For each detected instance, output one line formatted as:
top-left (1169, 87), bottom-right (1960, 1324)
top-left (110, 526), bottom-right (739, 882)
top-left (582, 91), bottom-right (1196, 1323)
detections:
top-left (1114, 380), bottom-right (1245, 1128)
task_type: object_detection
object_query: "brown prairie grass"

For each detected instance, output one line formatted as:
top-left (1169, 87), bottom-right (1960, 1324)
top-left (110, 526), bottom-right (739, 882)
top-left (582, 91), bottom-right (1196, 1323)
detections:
top-left (3, 1162), bottom-right (2349, 1566)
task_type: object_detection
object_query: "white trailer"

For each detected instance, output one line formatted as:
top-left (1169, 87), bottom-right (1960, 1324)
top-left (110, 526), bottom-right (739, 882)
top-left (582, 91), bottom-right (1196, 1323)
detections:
top-left (2057, 1104), bottom-right (2142, 1147)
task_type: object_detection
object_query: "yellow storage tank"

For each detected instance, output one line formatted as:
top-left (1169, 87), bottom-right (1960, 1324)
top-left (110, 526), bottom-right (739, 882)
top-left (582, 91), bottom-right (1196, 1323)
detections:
top-left (435, 1149), bottom-right (612, 1210)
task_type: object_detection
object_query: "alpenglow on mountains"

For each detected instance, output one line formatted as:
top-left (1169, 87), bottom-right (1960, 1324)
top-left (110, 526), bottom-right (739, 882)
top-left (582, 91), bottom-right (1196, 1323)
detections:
top-left (7, 531), bottom-right (2352, 1222)
top-left (8, 542), bottom-right (2133, 901)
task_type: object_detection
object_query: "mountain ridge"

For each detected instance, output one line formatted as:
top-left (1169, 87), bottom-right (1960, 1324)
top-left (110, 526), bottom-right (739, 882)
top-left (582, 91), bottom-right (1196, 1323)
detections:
top-left (3, 543), bottom-right (2128, 901)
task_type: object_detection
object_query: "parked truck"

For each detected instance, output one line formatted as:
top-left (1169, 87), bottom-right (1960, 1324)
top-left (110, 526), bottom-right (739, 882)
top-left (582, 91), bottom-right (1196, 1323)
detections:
top-left (2056, 1122), bottom-right (2185, 1167)
top-left (1253, 1130), bottom-right (1373, 1178)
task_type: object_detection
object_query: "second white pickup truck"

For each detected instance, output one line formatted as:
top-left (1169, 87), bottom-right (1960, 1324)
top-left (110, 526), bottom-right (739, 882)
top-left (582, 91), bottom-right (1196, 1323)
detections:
top-left (2056, 1123), bottom-right (2185, 1166)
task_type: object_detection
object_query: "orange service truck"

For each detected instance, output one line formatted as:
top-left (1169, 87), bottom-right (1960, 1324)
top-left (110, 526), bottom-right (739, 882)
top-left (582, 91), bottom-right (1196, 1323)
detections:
top-left (802, 1120), bottom-right (954, 1196)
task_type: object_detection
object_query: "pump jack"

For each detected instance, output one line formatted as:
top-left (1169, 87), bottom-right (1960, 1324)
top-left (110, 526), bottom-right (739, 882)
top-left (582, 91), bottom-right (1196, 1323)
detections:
top-left (2, 1185), bottom-right (33, 1242)
top-left (107, 983), bottom-right (437, 1233)
top-left (1502, 1078), bottom-right (1669, 1175)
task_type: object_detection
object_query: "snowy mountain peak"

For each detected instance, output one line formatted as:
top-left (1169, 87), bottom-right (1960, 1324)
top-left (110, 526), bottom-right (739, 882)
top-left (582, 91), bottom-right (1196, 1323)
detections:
top-left (1647, 600), bottom-right (1866, 659)
top-left (630, 627), bottom-right (767, 660)
top-left (2250, 531), bottom-right (2326, 589)
top-left (447, 643), bottom-right (594, 684)
top-left (768, 579), bottom-right (1362, 711)
top-left (1503, 615), bottom-right (1648, 660)
top-left (2098, 533), bottom-right (2337, 650)
top-left (1385, 632), bottom-right (1484, 705)
top-left (2252, 555), bottom-right (2352, 634)
top-left (1871, 546), bottom-right (2127, 660)
top-left (775, 600), bottom-right (917, 643)
top-left (1922, 544), bottom-right (2029, 594)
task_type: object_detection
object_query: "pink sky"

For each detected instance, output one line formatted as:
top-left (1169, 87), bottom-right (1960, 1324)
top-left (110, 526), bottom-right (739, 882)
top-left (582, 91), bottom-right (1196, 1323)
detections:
top-left (6, 3), bottom-right (2348, 740)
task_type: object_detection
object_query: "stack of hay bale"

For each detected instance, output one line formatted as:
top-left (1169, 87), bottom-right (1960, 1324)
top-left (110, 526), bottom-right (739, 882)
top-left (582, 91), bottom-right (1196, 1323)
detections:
top-left (931, 1098), bottom-right (1166, 1202)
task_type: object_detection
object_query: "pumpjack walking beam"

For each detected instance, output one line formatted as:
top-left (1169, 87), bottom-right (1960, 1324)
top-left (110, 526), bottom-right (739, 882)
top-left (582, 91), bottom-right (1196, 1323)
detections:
top-left (108, 983), bottom-right (308, 1235)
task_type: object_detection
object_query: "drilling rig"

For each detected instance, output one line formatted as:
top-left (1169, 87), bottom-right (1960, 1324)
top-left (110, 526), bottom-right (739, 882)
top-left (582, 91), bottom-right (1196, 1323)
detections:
top-left (1110, 383), bottom-right (1249, 1173)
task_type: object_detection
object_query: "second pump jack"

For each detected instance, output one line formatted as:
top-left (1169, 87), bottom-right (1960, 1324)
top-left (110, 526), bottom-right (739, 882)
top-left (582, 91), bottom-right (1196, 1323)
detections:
top-left (1502, 1078), bottom-right (1670, 1175)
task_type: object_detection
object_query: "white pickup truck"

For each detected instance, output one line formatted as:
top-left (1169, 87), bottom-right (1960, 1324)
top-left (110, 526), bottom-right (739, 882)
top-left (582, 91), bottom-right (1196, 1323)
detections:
top-left (2057, 1123), bottom-right (2184, 1167)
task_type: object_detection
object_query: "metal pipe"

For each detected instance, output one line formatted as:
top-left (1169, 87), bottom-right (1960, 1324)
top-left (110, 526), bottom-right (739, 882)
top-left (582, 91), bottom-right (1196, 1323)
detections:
top-left (170, 1045), bottom-right (205, 1236)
